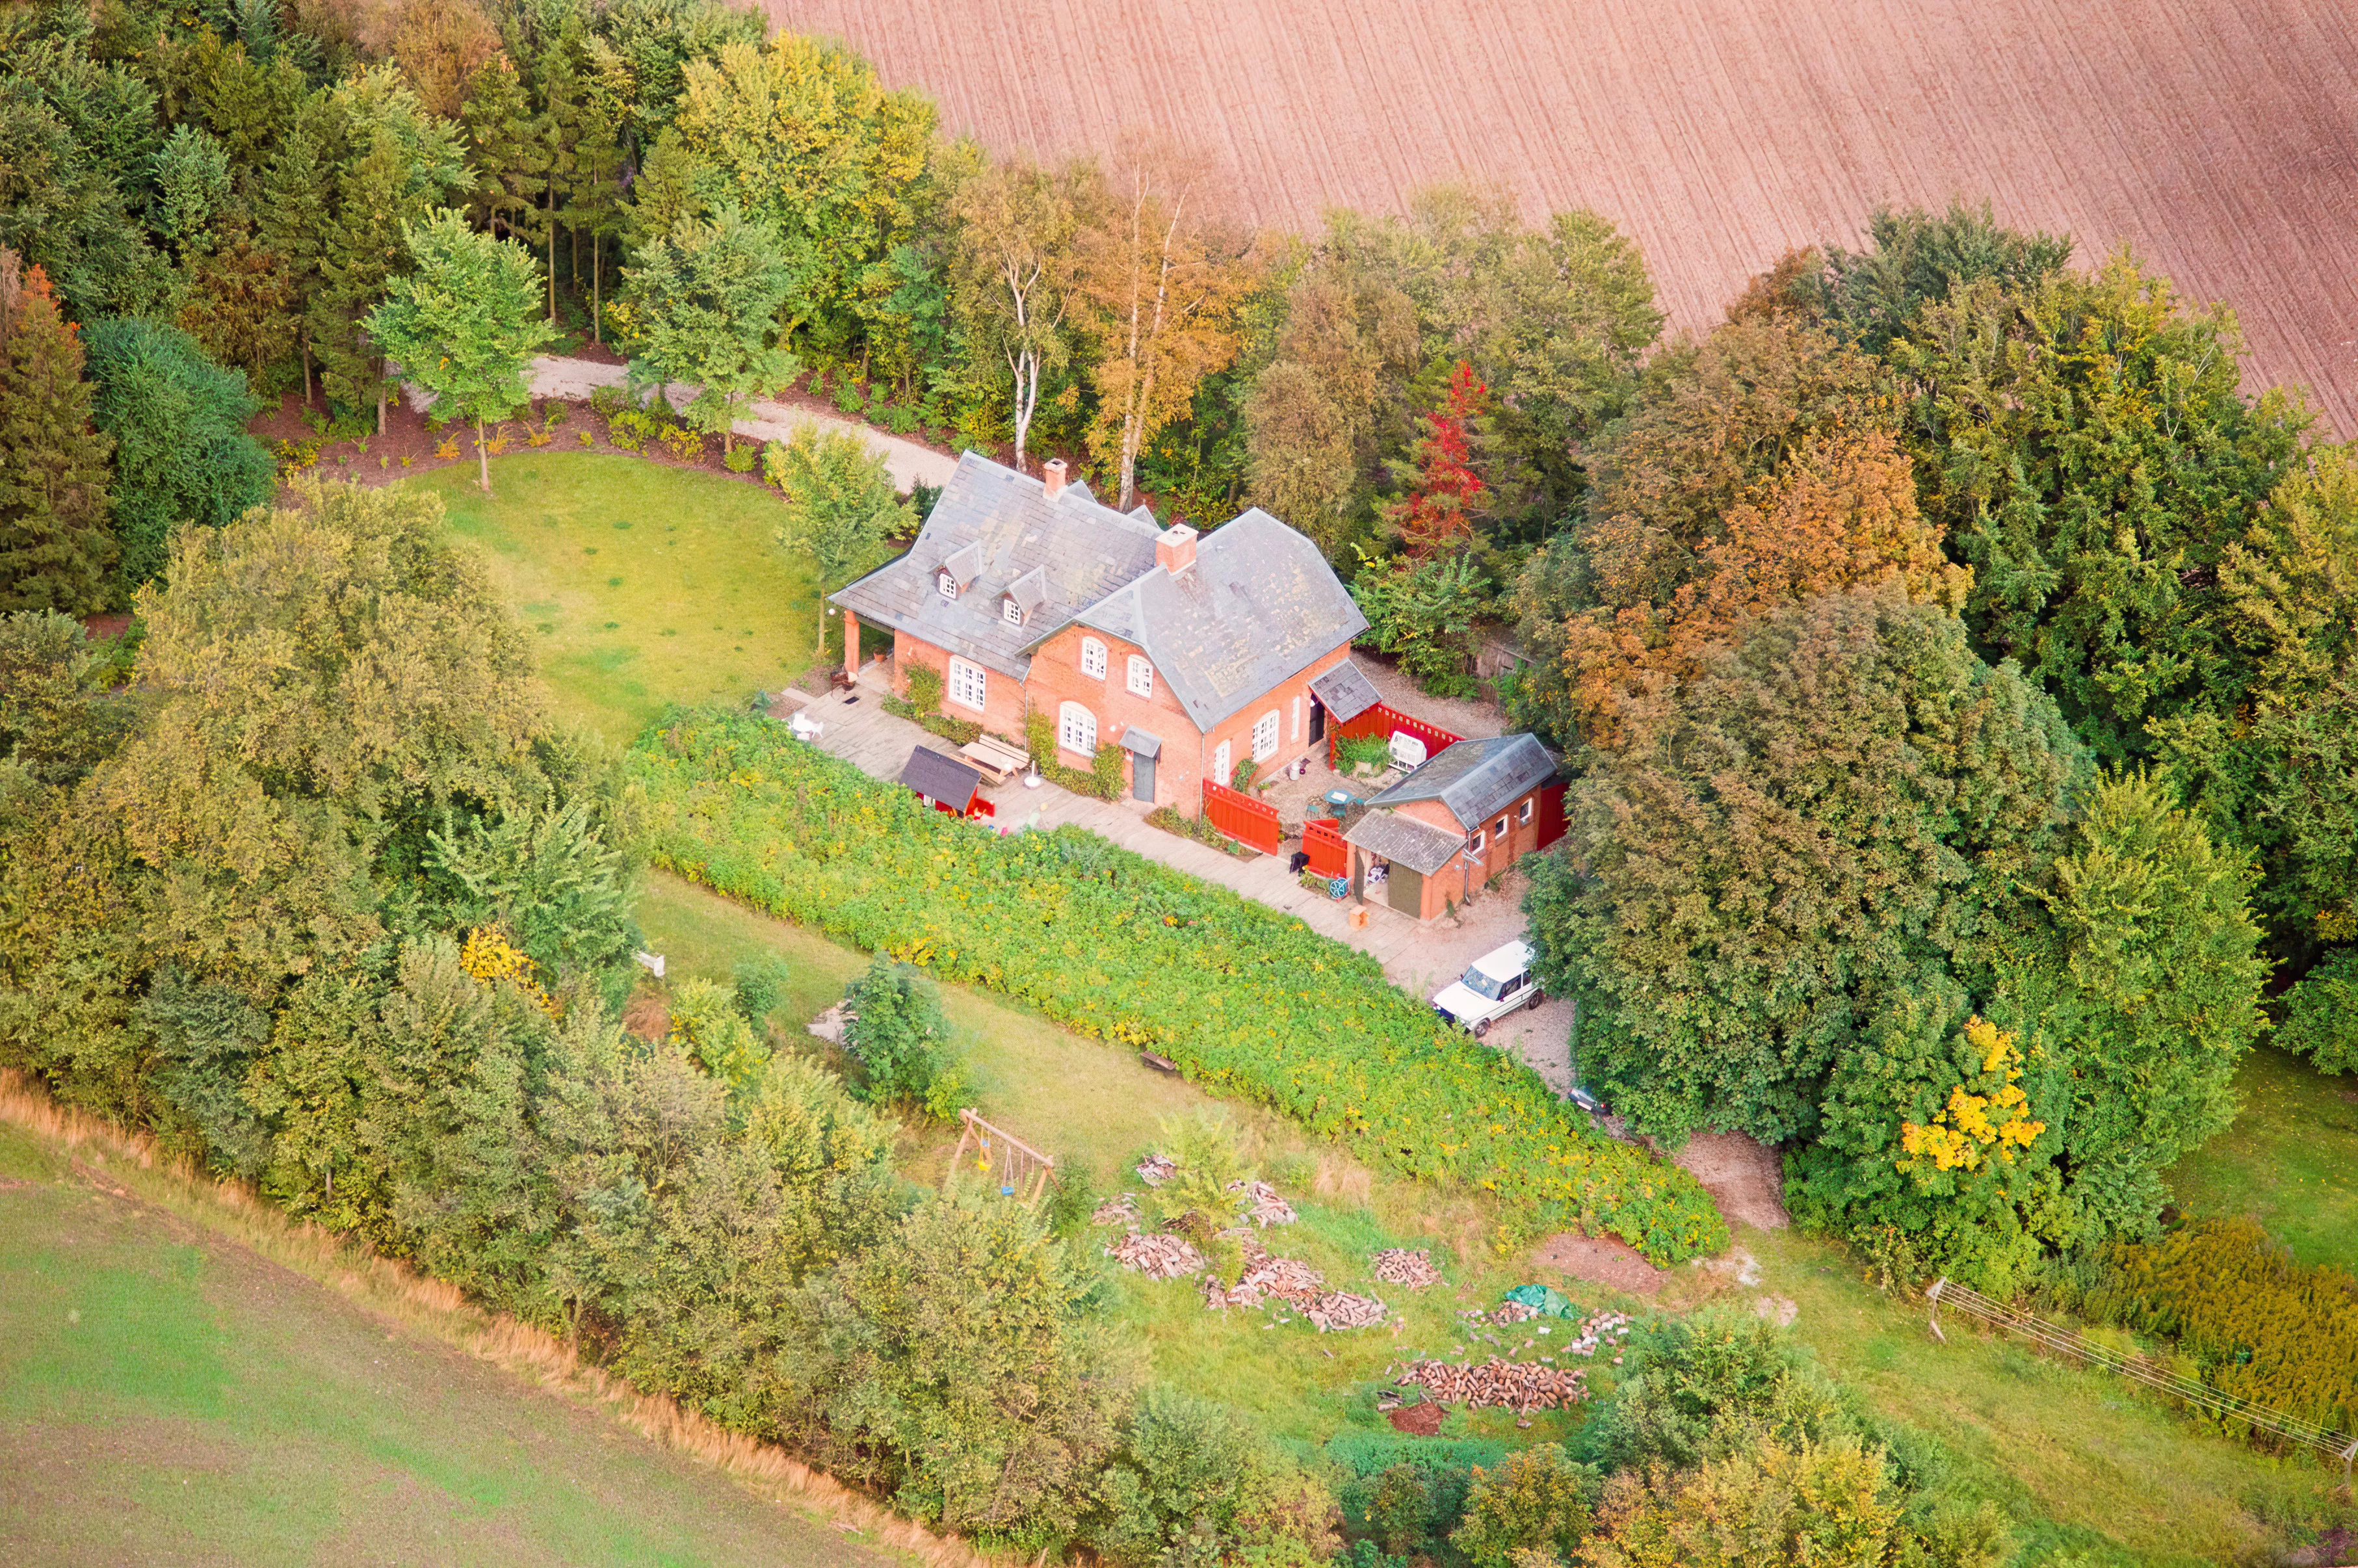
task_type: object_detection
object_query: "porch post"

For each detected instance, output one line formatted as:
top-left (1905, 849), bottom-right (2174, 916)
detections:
top-left (841, 608), bottom-right (861, 670)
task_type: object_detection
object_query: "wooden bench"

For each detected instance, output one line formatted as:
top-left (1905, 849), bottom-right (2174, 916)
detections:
top-left (960, 735), bottom-right (1031, 785)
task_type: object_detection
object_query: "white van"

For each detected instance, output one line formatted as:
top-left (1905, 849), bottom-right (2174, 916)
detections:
top-left (1431, 940), bottom-right (1543, 1038)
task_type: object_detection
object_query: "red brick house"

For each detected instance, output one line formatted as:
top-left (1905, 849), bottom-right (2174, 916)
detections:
top-left (1344, 733), bottom-right (1560, 921)
top-left (830, 452), bottom-right (1367, 814)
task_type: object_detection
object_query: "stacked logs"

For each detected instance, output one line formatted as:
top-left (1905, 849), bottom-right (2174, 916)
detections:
top-left (1394, 1356), bottom-right (1592, 1413)
top-left (1372, 1248), bottom-right (1442, 1288)
top-left (1230, 1179), bottom-right (1298, 1227)
top-left (1108, 1231), bottom-right (1205, 1279)
top-left (1091, 1194), bottom-right (1140, 1227)
top-left (1305, 1292), bottom-right (1388, 1331)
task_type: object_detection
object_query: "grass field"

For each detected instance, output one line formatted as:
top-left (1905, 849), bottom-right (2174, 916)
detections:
top-left (2164, 1045), bottom-right (2358, 1277)
top-left (0, 1116), bottom-right (914, 1568)
top-left (638, 873), bottom-right (2357, 1560)
top-left (410, 454), bottom-right (822, 744)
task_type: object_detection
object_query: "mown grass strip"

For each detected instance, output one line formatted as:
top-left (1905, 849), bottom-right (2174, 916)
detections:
top-left (623, 709), bottom-right (1727, 1264)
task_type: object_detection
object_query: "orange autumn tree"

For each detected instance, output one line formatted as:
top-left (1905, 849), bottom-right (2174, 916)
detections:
top-left (1564, 426), bottom-right (1969, 749)
top-left (1385, 360), bottom-right (1489, 558)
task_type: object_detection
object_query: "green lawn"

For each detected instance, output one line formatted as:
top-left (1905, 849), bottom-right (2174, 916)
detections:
top-left (0, 1120), bottom-right (901, 1568)
top-left (2164, 1044), bottom-right (2358, 1275)
top-left (410, 454), bottom-right (824, 745)
top-left (636, 875), bottom-right (2358, 1561)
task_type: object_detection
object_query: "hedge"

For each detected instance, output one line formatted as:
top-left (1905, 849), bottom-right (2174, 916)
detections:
top-left (623, 709), bottom-right (1727, 1264)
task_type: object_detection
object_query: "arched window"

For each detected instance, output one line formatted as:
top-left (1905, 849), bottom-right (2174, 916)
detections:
top-left (1127, 655), bottom-right (1154, 697)
top-left (1080, 637), bottom-right (1107, 678)
top-left (1058, 701), bottom-right (1097, 756)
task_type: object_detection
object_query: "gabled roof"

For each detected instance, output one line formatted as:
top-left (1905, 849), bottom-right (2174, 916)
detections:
top-left (1308, 660), bottom-right (1382, 724)
top-left (1005, 566), bottom-right (1049, 614)
top-left (1068, 508), bottom-right (1369, 731)
top-left (1367, 733), bottom-right (1557, 831)
top-left (1344, 809), bottom-right (1465, 876)
top-left (831, 451), bottom-right (1160, 681)
top-left (897, 745), bottom-right (982, 807)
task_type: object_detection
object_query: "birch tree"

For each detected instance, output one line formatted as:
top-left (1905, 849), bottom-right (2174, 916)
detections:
top-left (945, 157), bottom-right (1087, 476)
top-left (1075, 142), bottom-right (1264, 512)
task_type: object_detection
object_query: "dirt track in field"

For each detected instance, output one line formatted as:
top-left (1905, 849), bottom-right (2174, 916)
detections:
top-left (771, 0), bottom-right (2358, 435)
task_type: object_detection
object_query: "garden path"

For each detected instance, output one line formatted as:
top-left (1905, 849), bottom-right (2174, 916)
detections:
top-left (775, 665), bottom-right (1578, 1089)
top-left (403, 356), bottom-right (962, 493)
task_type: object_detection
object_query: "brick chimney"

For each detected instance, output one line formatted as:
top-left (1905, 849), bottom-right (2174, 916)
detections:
top-left (1156, 521), bottom-right (1198, 575)
top-left (1041, 458), bottom-right (1068, 500)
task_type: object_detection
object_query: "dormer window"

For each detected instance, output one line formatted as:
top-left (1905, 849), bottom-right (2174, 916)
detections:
top-left (937, 571), bottom-right (958, 600)
top-left (1002, 598), bottom-right (1023, 626)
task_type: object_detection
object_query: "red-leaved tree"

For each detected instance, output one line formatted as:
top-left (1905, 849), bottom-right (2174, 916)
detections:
top-left (1386, 360), bottom-right (1488, 558)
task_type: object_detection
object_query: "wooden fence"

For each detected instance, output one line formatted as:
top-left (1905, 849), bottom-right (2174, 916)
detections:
top-left (1303, 817), bottom-right (1350, 879)
top-left (1328, 703), bottom-right (1465, 771)
top-left (1203, 778), bottom-right (1281, 854)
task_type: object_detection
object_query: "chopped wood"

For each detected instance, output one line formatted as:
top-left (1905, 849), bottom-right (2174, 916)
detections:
top-left (1091, 1194), bottom-right (1139, 1227)
top-left (1372, 1248), bottom-right (1441, 1288)
top-left (1229, 1179), bottom-right (1297, 1227)
top-left (1395, 1356), bottom-right (1592, 1414)
top-left (1491, 1300), bottom-right (1539, 1326)
top-left (1135, 1154), bottom-right (1177, 1186)
top-left (1108, 1231), bottom-right (1204, 1279)
top-left (1304, 1291), bottom-right (1388, 1331)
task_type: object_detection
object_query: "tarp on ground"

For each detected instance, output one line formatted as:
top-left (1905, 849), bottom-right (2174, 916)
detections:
top-left (1503, 1283), bottom-right (1573, 1318)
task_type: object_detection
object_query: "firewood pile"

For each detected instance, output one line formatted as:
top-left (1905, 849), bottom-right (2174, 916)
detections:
top-left (1562, 1309), bottom-right (1637, 1359)
top-left (1372, 1248), bottom-right (1441, 1288)
top-left (1491, 1300), bottom-right (1538, 1326)
top-left (1108, 1230), bottom-right (1205, 1279)
top-left (1394, 1357), bottom-right (1592, 1413)
top-left (1134, 1154), bottom-right (1177, 1186)
top-left (1203, 1247), bottom-right (1325, 1310)
top-left (1092, 1194), bottom-right (1139, 1228)
top-left (1228, 1179), bottom-right (1298, 1227)
top-left (1305, 1291), bottom-right (1388, 1331)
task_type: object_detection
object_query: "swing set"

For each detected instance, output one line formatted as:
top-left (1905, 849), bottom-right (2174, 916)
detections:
top-left (947, 1108), bottom-right (1056, 1207)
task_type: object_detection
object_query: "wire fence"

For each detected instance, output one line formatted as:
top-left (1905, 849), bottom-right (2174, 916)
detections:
top-left (1926, 1277), bottom-right (2357, 1490)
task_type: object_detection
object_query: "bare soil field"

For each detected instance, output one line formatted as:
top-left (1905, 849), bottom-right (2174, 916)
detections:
top-left (773, 0), bottom-right (2358, 435)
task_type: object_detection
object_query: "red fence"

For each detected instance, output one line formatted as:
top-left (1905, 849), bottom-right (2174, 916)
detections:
top-left (1534, 781), bottom-right (1567, 850)
top-left (1203, 779), bottom-right (1281, 854)
top-left (1328, 703), bottom-right (1465, 771)
top-left (1303, 817), bottom-right (1349, 879)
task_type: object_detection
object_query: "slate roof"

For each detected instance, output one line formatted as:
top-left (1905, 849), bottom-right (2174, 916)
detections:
top-left (1344, 809), bottom-right (1466, 876)
top-left (897, 746), bottom-right (982, 807)
top-left (1367, 733), bottom-right (1558, 831)
top-left (830, 456), bottom-right (1368, 730)
top-left (830, 452), bottom-right (1161, 682)
top-left (1307, 660), bottom-right (1382, 724)
top-left (1068, 508), bottom-right (1369, 731)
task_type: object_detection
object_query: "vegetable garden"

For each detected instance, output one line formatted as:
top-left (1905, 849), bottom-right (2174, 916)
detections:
top-left (624, 709), bottom-right (1727, 1264)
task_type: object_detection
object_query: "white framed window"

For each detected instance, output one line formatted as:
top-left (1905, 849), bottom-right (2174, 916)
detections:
top-left (1497, 815), bottom-right (1510, 837)
top-left (1058, 701), bottom-right (1097, 755)
top-left (1213, 739), bottom-right (1231, 785)
top-left (1471, 828), bottom-right (1486, 854)
top-left (1519, 798), bottom-right (1534, 824)
top-left (1002, 599), bottom-right (1023, 626)
top-left (1251, 710), bottom-right (1279, 762)
top-left (937, 571), bottom-right (958, 599)
top-left (946, 657), bottom-right (986, 712)
top-left (1080, 638), bottom-right (1107, 678)
top-left (1127, 655), bottom-right (1154, 698)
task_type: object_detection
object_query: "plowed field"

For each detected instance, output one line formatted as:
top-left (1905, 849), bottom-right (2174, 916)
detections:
top-left (772, 0), bottom-right (2358, 434)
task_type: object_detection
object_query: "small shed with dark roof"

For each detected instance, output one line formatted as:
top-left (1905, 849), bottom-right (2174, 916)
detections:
top-left (898, 746), bottom-right (986, 816)
top-left (1307, 660), bottom-right (1382, 725)
top-left (1367, 733), bottom-right (1558, 833)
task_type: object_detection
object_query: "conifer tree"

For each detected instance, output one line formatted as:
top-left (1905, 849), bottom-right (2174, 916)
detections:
top-left (1382, 361), bottom-right (1489, 558)
top-left (311, 129), bottom-right (423, 434)
top-left (559, 98), bottom-right (623, 343)
top-left (259, 120), bottom-right (330, 400)
top-left (176, 222), bottom-right (297, 384)
top-left (0, 254), bottom-right (116, 614)
top-left (534, 40), bottom-right (586, 324)
top-left (461, 53), bottom-right (548, 249)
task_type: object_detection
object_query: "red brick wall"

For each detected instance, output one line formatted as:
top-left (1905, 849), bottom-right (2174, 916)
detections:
top-left (1390, 782), bottom-right (1547, 919)
top-left (1023, 623), bottom-right (1205, 807)
top-left (892, 630), bottom-right (1028, 742)
top-left (1198, 642), bottom-right (1355, 798)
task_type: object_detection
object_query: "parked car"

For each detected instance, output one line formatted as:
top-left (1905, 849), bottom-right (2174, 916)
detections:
top-left (1432, 940), bottom-right (1542, 1038)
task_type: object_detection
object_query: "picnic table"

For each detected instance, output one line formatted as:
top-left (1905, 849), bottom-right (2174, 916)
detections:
top-left (960, 734), bottom-right (1031, 785)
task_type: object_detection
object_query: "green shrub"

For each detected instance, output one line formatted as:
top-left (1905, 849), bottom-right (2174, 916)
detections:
top-left (623, 709), bottom-right (1727, 1262)
top-left (2074, 1216), bottom-right (2358, 1435)
top-left (1024, 705), bottom-right (1122, 800)
top-left (1581, 1308), bottom-right (1853, 1473)
top-left (841, 953), bottom-right (964, 1119)
top-left (2275, 948), bottom-right (2357, 1075)
top-left (1089, 1388), bottom-right (1274, 1565)
top-left (724, 441), bottom-right (760, 473)
top-left (733, 952), bottom-right (796, 1029)
top-left (1336, 734), bottom-right (1394, 771)
top-left (668, 976), bottom-right (771, 1090)
top-left (1448, 1444), bottom-right (1597, 1567)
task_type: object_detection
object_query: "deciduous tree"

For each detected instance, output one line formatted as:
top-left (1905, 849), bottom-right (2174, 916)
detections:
top-left (945, 154), bottom-right (1089, 477)
top-left (364, 209), bottom-right (555, 493)
top-left (620, 200), bottom-right (796, 452)
top-left (765, 425), bottom-right (909, 653)
top-left (1074, 138), bottom-right (1265, 512)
